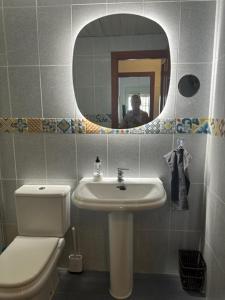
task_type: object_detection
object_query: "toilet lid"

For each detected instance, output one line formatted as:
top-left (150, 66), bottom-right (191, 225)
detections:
top-left (0, 236), bottom-right (59, 288)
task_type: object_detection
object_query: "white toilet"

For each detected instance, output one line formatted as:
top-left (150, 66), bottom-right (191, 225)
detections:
top-left (0, 185), bottom-right (71, 300)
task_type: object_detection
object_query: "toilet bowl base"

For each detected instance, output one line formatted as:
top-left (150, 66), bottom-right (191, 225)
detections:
top-left (31, 268), bottom-right (59, 300)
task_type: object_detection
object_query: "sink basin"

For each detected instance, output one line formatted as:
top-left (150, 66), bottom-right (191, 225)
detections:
top-left (72, 177), bottom-right (166, 212)
top-left (72, 177), bottom-right (167, 299)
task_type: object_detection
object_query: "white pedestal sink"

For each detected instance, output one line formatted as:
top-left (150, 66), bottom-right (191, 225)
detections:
top-left (72, 177), bottom-right (167, 299)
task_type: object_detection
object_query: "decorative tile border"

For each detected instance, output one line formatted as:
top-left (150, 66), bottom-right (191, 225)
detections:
top-left (0, 117), bottom-right (225, 136)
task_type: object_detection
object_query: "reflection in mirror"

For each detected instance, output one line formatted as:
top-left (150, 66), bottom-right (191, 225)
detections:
top-left (73, 14), bottom-right (170, 129)
top-left (178, 75), bottom-right (200, 97)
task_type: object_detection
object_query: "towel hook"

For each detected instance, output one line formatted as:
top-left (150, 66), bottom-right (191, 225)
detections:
top-left (177, 138), bottom-right (184, 148)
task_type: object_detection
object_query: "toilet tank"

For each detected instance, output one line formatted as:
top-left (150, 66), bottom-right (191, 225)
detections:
top-left (15, 185), bottom-right (71, 237)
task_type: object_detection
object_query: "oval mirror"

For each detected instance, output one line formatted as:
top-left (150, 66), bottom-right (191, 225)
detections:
top-left (73, 14), bottom-right (170, 129)
top-left (178, 75), bottom-right (200, 97)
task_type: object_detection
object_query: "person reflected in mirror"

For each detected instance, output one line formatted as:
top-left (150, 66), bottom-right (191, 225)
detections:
top-left (120, 94), bottom-right (150, 128)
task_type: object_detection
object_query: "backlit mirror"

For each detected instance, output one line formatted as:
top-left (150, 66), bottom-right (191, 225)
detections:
top-left (73, 14), bottom-right (170, 129)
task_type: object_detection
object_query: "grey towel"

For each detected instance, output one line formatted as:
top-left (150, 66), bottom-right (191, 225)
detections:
top-left (164, 148), bottom-right (192, 210)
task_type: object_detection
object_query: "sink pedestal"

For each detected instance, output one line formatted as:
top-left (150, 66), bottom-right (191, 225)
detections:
top-left (109, 212), bottom-right (133, 299)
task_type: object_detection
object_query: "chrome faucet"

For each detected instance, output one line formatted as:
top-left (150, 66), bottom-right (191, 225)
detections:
top-left (117, 168), bottom-right (129, 190)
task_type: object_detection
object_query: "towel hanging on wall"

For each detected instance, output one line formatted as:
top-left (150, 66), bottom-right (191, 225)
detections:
top-left (164, 145), bottom-right (192, 210)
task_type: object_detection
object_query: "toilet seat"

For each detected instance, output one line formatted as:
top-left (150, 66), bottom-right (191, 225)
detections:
top-left (0, 236), bottom-right (65, 299)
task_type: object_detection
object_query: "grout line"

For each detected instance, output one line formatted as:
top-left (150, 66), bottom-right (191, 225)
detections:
top-left (106, 134), bottom-right (109, 176)
top-left (138, 135), bottom-right (141, 177)
top-left (3, 4), bottom-right (73, 9)
top-left (36, 0), bottom-right (44, 118)
top-left (12, 134), bottom-right (18, 182)
top-left (1, 4), bottom-right (12, 117)
top-left (43, 135), bottom-right (48, 183)
top-left (0, 179), bottom-right (6, 246)
top-left (7, 64), bottom-right (72, 67)
top-left (135, 228), bottom-right (202, 233)
top-left (74, 134), bottom-right (79, 184)
top-left (0, 177), bottom-right (78, 181)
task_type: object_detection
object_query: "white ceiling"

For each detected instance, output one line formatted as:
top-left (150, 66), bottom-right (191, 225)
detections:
top-left (79, 14), bottom-right (165, 37)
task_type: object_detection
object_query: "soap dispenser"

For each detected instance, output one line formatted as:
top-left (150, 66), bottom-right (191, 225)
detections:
top-left (93, 156), bottom-right (102, 181)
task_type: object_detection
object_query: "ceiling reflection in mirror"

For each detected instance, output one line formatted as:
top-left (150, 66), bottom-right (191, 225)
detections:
top-left (73, 14), bottom-right (170, 129)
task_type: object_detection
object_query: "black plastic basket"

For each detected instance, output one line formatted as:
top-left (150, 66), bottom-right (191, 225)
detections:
top-left (179, 250), bottom-right (206, 292)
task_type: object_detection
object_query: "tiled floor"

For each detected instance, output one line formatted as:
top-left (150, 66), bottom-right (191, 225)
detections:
top-left (53, 269), bottom-right (205, 300)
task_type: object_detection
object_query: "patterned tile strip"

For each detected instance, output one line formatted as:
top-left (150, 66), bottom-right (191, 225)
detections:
top-left (0, 117), bottom-right (225, 136)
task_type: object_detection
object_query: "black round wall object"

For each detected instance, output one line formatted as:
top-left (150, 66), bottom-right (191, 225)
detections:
top-left (178, 74), bottom-right (200, 97)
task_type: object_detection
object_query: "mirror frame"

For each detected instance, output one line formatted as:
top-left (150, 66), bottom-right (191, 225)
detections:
top-left (111, 50), bottom-right (170, 128)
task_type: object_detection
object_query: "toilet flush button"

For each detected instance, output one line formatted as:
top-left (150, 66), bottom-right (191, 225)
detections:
top-left (38, 186), bottom-right (46, 190)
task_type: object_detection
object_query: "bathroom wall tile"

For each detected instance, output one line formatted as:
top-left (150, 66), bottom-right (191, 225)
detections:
top-left (175, 63), bottom-right (212, 117)
top-left (0, 54), bottom-right (7, 67)
top-left (72, 4), bottom-right (107, 37)
top-left (76, 209), bottom-right (108, 232)
top-left (41, 66), bottom-right (75, 118)
top-left (140, 134), bottom-right (173, 178)
top-left (1, 180), bottom-right (17, 223)
top-left (168, 231), bottom-right (202, 274)
top-left (3, 0), bottom-right (36, 7)
top-left (204, 189), bottom-right (216, 248)
top-left (143, 2), bottom-right (180, 64)
top-left (4, 223), bottom-right (18, 245)
top-left (45, 134), bottom-right (77, 180)
top-left (107, 3), bottom-right (143, 15)
top-left (4, 8), bottom-right (39, 65)
top-left (76, 134), bottom-right (107, 179)
top-left (0, 9), bottom-right (5, 56)
top-left (38, 6), bottom-right (72, 65)
top-left (109, 0), bottom-right (142, 3)
top-left (73, 0), bottom-right (106, 3)
top-left (16, 179), bottom-right (46, 186)
top-left (174, 134), bottom-right (206, 184)
top-left (134, 230), bottom-right (169, 274)
top-left (46, 179), bottom-right (77, 193)
top-left (79, 228), bottom-right (108, 271)
top-left (213, 58), bottom-right (225, 118)
top-left (210, 198), bottom-right (225, 270)
top-left (0, 135), bottom-right (16, 179)
top-left (179, 1), bottom-right (216, 63)
top-left (14, 134), bottom-right (46, 179)
top-left (206, 136), bottom-right (225, 202)
top-left (56, 118), bottom-right (74, 134)
top-left (108, 135), bottom-right (139, 177)
top-left (9, 67), bottom-right (42, 117)
top-left (0, 118), bottom-right (16, 133)
top-left (38, 0), bottom-right (72, 6)
top-left (0, 67), bottom-right (10, 116)
top-left (170, 184), bottom-right (204, 231)
top-left (217, 1), bottom-right (225, 60)
top-left (144, 0), bottom-right (178, 1)
top-left (204, 244), bottom-right (225, 299)
top-left (134, 200), bottom-right (171, 231)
